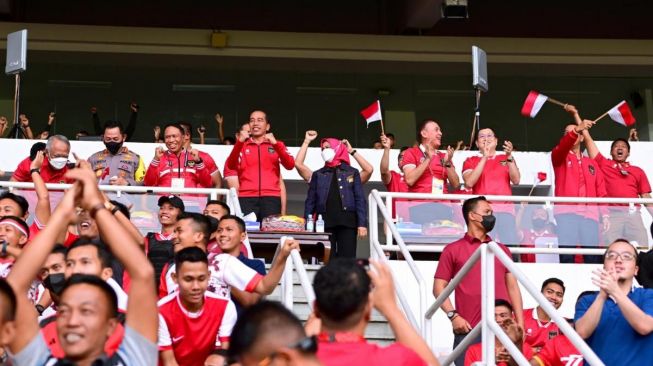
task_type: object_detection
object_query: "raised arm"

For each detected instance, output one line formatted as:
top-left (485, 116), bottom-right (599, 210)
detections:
top-left (582, 128), bottom-right (600, 159)
top-left (91, 106), bottom-right (101, 135)
top-left (6, 185), bottom-right (78, 353)
top-left (443, 146), bottom-right (460, 190)
top-left (198, 126), bottom-right (206, 145)
top-left (67, 165), bottom-right (158, 342)
top-left (30, 151), bottom-right (51, 226)
top-left (295, 130), bottom-right (317, 182)
top-left (343, 139), bottom-right (373, 183)
top-left (124, 102), bottom-right (138, 141)
top-left (503, 141), bottom-right (521, 185)
top-left (380, 135), bottom-right (392, 185)
top-left (0, 116), bottom-right (7, 137)
top-left (19, 114), bottom-right (33, 139)
top-left (254, 238), bottom-right (299, 295)
top-left (215, 113), bottom-right (225, 142)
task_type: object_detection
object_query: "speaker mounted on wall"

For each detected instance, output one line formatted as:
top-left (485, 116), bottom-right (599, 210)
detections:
top-left (5, 29), bottom-right (27, 75)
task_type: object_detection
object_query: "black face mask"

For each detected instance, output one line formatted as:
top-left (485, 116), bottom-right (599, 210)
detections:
top-left (104, 141), bottom-right (123, 155)
top-left (43, 273), bottom-right (66, 296)
top-left (532, 218), bottom-right (547, 230)
top-left (480, 214), bottom-right (496, 232)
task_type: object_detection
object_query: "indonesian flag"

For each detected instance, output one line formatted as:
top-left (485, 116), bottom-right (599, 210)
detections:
top-left (360, 100), bottom-right (382, 127)
top-left (521, 91), bottom-right (548, 118)
top-left (607, 101), bottom-right (636, 127)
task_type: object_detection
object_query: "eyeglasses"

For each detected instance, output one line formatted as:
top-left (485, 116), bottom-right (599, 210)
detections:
top-left (256, 336), bottom-right (318, 366)
top-left (605, 251), bottom-right (636, 262)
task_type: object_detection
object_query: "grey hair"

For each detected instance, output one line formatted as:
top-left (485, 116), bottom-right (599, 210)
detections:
top-left (46, 135), bottom-right (71, 152)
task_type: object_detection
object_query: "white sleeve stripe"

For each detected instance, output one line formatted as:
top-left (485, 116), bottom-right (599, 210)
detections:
top-left (158, 313), bottom-right (172, 347)
top-left (217, 300), bottom-right (238, 346)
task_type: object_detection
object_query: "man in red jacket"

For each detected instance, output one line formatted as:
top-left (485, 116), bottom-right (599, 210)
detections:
top-left (551, 105), bottom-right (607, 263)
top-left (144, 123), bottom-right (212, 189)
top-left (225, 110), bottom-right (294, 221)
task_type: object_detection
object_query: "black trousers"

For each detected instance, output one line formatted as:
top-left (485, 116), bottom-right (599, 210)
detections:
top-left (239, 196), bottom-right (281, 222)
top-left (327, 226), bottom-right (358, 259)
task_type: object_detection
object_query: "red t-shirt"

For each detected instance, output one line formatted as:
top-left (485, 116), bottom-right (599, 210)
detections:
top-left (400, 145), bottom-right (449, 194)
top-left (519, 229), bottom-right (557, 263)
top-left (385, 171), bottom-right (410, 219)
top-left (532, 335), bottom-right (582, 366)
top-left (594, 153), bottom-right (651, 201)
top-left (11, 156), bottom-right (72, 183)
top-left (158, 292), bottom-right (237, 366)
top-left (317, 335), bottom-right (427, 366)
top-left (464, 341), bottom-right (534, 366)
top-left (523, 308), bottom-right (561, 352)
top-left (462, 154), bottom-right (514, 214)
top-left (434, 234), bottom-right (512, 327)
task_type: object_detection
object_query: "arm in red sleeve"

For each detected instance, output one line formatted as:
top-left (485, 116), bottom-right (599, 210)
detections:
top-left (273, 141), bottom-right (295, 170)
top-left (226, 140), bottom-right (245, 171)
top-left (143, 158), bottom-right (161, 186)
top-left (10, 159), bottom-right (30, 182)
top-left (551, 130), bottom-right (578, 167)
top-left (195, 162), bottom-right (213, 188)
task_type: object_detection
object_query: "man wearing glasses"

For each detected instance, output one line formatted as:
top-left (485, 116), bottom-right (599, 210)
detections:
top-left (462, 128), bottom-right (520, 246)
top-left (11, 134), bottom-right (73, 183)
top-left (88, 120), bottom-right (145, 186)
top-left (575, 239), bottom-right (653, 365)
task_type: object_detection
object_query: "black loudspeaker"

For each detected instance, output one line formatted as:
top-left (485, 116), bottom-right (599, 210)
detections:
top-left (472, 46), bottom-right (488, 92)
top-left (630, 91), bottom-right (644, 109)
top-left (5, 29), bottom-right (27, 75)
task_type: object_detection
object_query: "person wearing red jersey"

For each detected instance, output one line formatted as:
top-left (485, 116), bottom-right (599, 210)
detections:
top-left (462, 128), bottom-right (520, 246)
top-left (582, 127), bottom-right (652, 247)
top-left (158, 247), bottom-right (237, 366)
top-left (312, 258), bottom-right (438, 366)
top-left (516, 206), bottom-right (559, 263)
top-left (465, 318), bottom-right (533, 366)
top-left (380, 132), bottom-right (409, 219)
top-left (434, 196), bottom-right (523, 366)
top-left (400, 119), bottom-right (459, 223)
top-left (11, 135), bottom-right (73, 184)
top-left (551, 105), bottom-right (607, 263)
top-left (523, 278), bottom-right (566, 354)
top-left (179, 121), bottom-right (223, 188)
top-left (530, 334), bottom-right (583, 366)
top-left (225, 110), bottom-right (295, 221)
top-left (144, 123), bottom-right (212, 189)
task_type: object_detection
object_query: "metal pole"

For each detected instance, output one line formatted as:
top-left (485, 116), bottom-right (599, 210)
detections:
top-left (290, 249), bottom-right (315, 310)
top-left (440, 324), bottom-right (482, 366)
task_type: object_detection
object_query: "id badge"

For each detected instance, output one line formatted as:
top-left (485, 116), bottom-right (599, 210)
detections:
top-left (171, 178), bottom-right (185, 189)
top-left (431, 178), bottom-right (444, 195)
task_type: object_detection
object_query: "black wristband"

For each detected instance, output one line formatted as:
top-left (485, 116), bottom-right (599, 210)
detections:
top-left (30, 168), bottom-right (40, 175)
top-left (350, 149), bottom-right (357, 156)
top-left (35, 304), bottom-right (46, 315)
top-left (111, 206), bottom-right (120, 215)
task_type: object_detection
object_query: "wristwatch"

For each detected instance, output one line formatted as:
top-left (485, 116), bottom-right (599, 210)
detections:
top-left (30, 168), bottom-right (40, 175)
top-left (506, 157), bottom-right (514, 163)
top-left (447, 310), bottom-right (458, 320)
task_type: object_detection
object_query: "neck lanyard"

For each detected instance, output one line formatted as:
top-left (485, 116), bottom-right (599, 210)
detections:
top-left (420, 144), bottom-right (445, 180)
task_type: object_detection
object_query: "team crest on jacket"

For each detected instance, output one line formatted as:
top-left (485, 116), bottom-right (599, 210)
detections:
top-left (187, 160), bottom-right (195, 167)
top-left (268, 147), bottom-right (275, 154)
top-left (588, 165), bottom-right (595, 175)
top-left (500, 160), bottom-right (508, 166)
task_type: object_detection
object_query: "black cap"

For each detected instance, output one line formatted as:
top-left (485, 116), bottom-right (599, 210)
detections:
top-left (157, 195), bottom-right (185, 212)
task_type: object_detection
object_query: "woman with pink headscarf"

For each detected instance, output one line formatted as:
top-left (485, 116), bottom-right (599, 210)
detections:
top-left (304, 138), bottom-right (367, 259)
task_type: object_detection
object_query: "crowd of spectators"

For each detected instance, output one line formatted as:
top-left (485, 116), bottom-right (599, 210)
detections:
top-left (0, 103), bottom-right (651, 365)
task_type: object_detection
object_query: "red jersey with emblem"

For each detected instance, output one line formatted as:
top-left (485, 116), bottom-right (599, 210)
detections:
top-left (143, 149), bottom-right (212, 188)
top-left (523, 308), bottom-right (561, 352)
top-left (532, 335), bottom-right (583, 366)
top-left (594, 153), bottom-right (651, 201)
top-left (400, 146), bottom-right (449, 194)
top-left (551, 130), bottom-right (607, 221)
top-left (464, 342), bottom-right (534, 366)
top-left (158, 292), bottom-right (237, 366)
top-left (224, 138), bottom-right (294, 197)
top-left (462, 154), bottom-right (514, 214)
top-left (11, 156), bottom-right (72, 183)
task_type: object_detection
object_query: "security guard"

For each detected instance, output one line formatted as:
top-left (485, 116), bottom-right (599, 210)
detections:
top-left (88, 120), bottom-right (145, 186)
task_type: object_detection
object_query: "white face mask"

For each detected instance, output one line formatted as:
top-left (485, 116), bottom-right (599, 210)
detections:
top-left (49, 157), bottom-right (68, 170)
top-left (321, 148), bottom-right (335, 163)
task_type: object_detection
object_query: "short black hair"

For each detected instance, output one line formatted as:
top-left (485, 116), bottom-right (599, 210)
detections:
top-left (219, 214), bottom-right (246, 234)
top-left (399, 146), bottom-right (410, 153)
top-left (162, 123), bottom-right (185, 136)
top-left (541, 277), bottom-right (565, 294)
top-left (228, 300), bottom-right (306, 362)
top-left (416, 119), bottom-right (435, 143)
top-left (605, 238), bottom-right (638, 258)
top-left (314, 259), bottom-right (370, 330)
top-left (102, 120), bottom-right (124, 135)
top-left (178, 212), bottom-right (211, 244)
top-left (109, 200), bottom-right (130, 219)
top-left (610, 137), bottom-right (630, 151)
top-left (249, 110), bottom-right (269, 123)
top-left (66, 238), bottom-right (113, 269)
top-left (174, 246), bottom-right (208, 269)
top-left (51, 243), bottom-right (68, 257)
top-left (0, 192), bottom-right (29, 217)
top-left (462, 196), bottom-right (488, 225)
top-left (495, 298), bottom-right (513, 313)
top-left (206, 200), bottom-right (230, 216)
top-left (62, 274), bottom-right (118, 318)
top-left (223, 136), bottom-right (235, 145)
top-left (0, 278), bottom-right (17, 322)
top-left (178, 121), bottom-right (193, 138)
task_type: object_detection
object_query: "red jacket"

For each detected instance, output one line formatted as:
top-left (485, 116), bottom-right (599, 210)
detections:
top-left (225, 138), bottom-right (294, 197)
top-left (551, 130), bottom-right (607, 221)
top-left (144, 149), bottom-right (212, 188)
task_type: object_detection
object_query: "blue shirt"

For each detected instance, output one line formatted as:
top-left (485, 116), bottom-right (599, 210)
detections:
top-left (234, 254), bottom-right (266, 316)
top-left (575, 287), bottom-right (653, 365)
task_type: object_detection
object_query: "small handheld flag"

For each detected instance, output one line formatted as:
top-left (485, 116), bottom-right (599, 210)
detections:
top-left (360, 100), bottom-right (384, 134)
top-left (593, 100), bottom-right (636, 127)
top-left (521, 90), bottom-right (568, 118)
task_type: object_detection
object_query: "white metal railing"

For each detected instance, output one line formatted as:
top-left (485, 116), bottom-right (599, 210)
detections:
top-left (278, 236), bottom-right (316, 311)
top-left (425, 242), bottom-right (604, 366)
top-left (0, 181), bottom-right (243, 218)
top-left (375, 191), bottom-right (653, 252)
top-left (369, 190), bottom-right (431, 345)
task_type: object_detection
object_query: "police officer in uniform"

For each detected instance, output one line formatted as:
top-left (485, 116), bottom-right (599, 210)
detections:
top-left (88, 120), bottom-right (145, 186)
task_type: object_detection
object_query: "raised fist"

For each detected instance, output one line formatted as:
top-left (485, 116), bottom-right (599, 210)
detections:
top-left (264, 132), bottom-right (277, 144)
top-left (304, 130), bottom-right (318, 143)
top-left (154, 146), bottom-right (165, 160)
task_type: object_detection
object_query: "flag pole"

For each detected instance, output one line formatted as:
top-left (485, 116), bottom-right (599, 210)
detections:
top-left (378, 100), bottom-right (385, 135)
top-left (592, 110), bottom-right (610, 124)
top-left (546, 97), bottom-right (567, 108)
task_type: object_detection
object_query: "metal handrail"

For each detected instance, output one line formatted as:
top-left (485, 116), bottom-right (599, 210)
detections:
top-left (278, 236), bottom-right (316, 311)
top-left (375, 191), bottom-right (653, 205)
top-left (425, 242), bottom-right (605, 366)
top-left (369, 190), bottom-right (430, 344)
top-left (291, 249), bottom-right (316, 310)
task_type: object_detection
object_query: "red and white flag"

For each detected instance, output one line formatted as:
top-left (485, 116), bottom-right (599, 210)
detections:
top-left (360, 100), bottom-right (382, 127)
top-left (607, 101), bottom-right (636, 127)
top-left (521, 91), bottom-right (549, 118)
